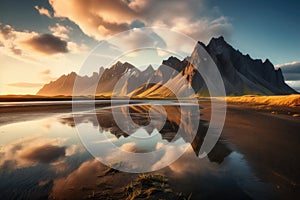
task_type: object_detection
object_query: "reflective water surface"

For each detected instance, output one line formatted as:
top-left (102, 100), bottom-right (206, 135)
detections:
top-left (0, 101), bottom-right (276, 199)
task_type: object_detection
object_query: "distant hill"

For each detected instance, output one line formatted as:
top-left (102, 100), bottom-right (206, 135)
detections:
top-left (37, 36), bottom-right (296, 97)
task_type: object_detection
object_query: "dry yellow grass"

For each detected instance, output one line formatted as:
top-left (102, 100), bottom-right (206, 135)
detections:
top-left (226, 95), bottom-right (300, 108)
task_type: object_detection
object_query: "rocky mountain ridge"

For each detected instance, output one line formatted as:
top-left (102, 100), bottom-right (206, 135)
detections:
top-left (37, 36), bottom-right (296, 97)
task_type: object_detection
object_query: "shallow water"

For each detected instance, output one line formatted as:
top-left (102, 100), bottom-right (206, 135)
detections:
top-left (0, 100), bottom-right (275, 199)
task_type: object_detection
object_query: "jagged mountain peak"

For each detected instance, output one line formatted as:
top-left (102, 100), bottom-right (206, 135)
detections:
top-left (145, 64), bottom-right (154, 71)
top-left (208, 36), bottom-right (230, 48)
top-left (210, 36), bottom-right (225, 43)
top-left (37, 37), bottom-right (297, 97)
top-left (110, 61), bottom-right (135, 70)
top-left (195, 36), bottom-right (296, 95)
top-left (264, 58), bottom-right (272, 65)
top-left (161, 56), bottom-right (187, 72)
top-left (206, 36), bottom-right (235, 56)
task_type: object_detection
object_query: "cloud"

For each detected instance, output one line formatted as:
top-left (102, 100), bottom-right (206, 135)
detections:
top-left (7, 82), bottom-right (44, 88)
top-left (275, 61), bottom-right (300, 70)
top-left (120, 142), bottom-right (137, 152)
top-left (10, 45), bottom-right (22, 55)
top-left (162, 145), bottom-right (212, 175)
top-left (19, 144), bottom-right (66, 163)
top-left (0, 25), bottom-right (24, 56)
top-left (0, 23), bottom-right (86, 64)
top-left (48, 0), bottom-right (232, 43)
top-left (65, 144), bottom-right (84, 156)
top-left (157, 49), bottom-right (170, 57)
top-left (23, 33), bottom-right (69, 55)
top-left (150, 142), bottom-right (190, 171)
top-left (0, 24), bottom-right (16, 40)
top-left (49, 0), bottom-right (133, 40)
top-left (67, 41), bottom-right (88, 53)
top-left (50, 159), bottom-right (106, 199)
top-left (40, 69), bottom-right (51, 75)
top-left (0, 135), bottom-right (68, 170)
top-left (34, 5), bottom-right (52, 18)
top-left (275, 62), bottom-right (300, 92)
top-left (107, 28), bottom-right (167, 51)
top-left (39, 69), bottom-right (57, 82)
top-left (0, 24), bottom-right (50, 61)
top-left (285, 81), bottom-right (300, 92)
top-left (49, 23), bottom-right (71, 39)
top-left (276, 61), bottom-right (300, 81)
top-left (167, 16), bottom-right (232, 44)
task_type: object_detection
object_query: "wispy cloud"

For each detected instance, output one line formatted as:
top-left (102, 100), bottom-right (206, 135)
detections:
top-left (49, 23), bottom-right (71, 40)
top-left (275, 61), bottom-right (300, 81)
top-left (6, 82), bottom-right (44, 88)
top-left (40, 69), bottom-right (51, 75)
top-left (39, 69), bottom-right (57, 82)
top-left (276, 61), bottom-right (300, 92)
top-left (34, 5), bottom-right (52, 18)
top-left (285, 81), bottom-right (300, 92)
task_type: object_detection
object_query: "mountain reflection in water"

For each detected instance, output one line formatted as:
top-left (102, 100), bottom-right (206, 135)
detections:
top-left (60, 103), bottom-right (230, 161)
top-left (0, 101), bottom-right (273, 200)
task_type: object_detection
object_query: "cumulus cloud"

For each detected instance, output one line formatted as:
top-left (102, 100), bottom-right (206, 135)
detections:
top-left (0, 24), bottom-right (16, 40)
top-left (276, 61), bottom-right (300, 81)
top-left (49, 23), bottom-right (71, 39)
top-left (285, 81), bottom-right (300, 92)
top-left (0, 23), bottom-right (87, 63)
top-left (0, 24), bottom-right (56, 61)
top-left (10, 45), bottom-right (22, 55)
top-left (151, 142), bottom-right (190, 171)
top-left (67, 41), bottom-right (88, 53)
top-left (0, 136), bottom-right (68, 170)
top-left (7, 82), bottom-right (44, 88)
top-left (107, 28), bottom-right (167, 52)
top-left (276, 61), bottom-right (300, 92)
top-left (48, 0), bottom-right (232, 43)
top-left (34, 5), bottom-right (52, 18)
top-left (23, 33), bottom-right (69, 55)
top-left (49, 0), bottom-right (133, 40)
top-left (120, 142), bottom-right (137, 152)
top-left (50, 159), bottom-right (106, 199)
top-left (19, 144), bottom-right (66, 163)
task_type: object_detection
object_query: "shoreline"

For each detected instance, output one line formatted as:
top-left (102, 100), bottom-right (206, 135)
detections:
top-left (221, 104), bottom-right (300, 199)
top-left (0, 100), bottom-right (299, 198)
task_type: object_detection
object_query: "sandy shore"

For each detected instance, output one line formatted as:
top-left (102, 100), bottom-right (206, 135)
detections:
top-left (1, 100), bottom-right (299, 199)
top-left (221, 103), bottom-right (300, 199)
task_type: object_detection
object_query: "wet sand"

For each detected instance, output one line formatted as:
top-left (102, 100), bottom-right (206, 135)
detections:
top-left (220, 104), bottom-right (300, 199)
top-left (0, 100), bottom-right (131, 126)
top-left (0, 103), bottom-right (74, 126)
top-left (1, 100), bottom-right (299, 199)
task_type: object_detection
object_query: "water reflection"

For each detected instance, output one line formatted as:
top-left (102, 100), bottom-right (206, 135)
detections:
top-left (61, 103), bottom-right (233, 167)
top-left (0, 101), bottom-right (273, 199)
top-left (61, 104), bottom-right (212, 156)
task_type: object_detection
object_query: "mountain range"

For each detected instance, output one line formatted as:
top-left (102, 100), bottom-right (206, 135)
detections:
top-left (37, 36), bottom-right (296, 97)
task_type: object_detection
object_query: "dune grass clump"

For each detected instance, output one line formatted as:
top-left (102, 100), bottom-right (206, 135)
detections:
top-left (124, 174), bottom-right (190, 200)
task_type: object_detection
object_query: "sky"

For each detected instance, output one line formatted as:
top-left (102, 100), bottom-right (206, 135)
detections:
top-left (0, 0), bottom-right (299, 94)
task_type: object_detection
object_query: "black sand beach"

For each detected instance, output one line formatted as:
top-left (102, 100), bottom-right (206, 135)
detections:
top-left (0, 100), bottom-right (299, 199)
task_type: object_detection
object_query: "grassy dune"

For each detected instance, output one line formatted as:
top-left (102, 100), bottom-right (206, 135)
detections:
top-left (226, 95), bottom-right (300, 107)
